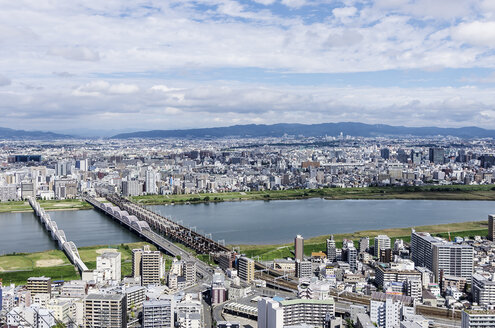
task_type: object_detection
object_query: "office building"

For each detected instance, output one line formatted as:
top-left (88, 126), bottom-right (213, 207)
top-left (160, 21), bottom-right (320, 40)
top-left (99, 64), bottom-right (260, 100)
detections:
top-left (295, 260), bottom-right (313, 278)
top-left (27, 277), bottom-right (51, 296)
top-left (374, 235), bottom-right (391, 257)
top-left (238, 257), bottom-right (255, 283)
top-left (429, 148), bottom-right (445, 164)
top-left (327, 235), bottom-right (336, 262)
top-left (489, 215), bottom-right (495, 241)
top-left (96, 251), bottom-right (121, 282)
top-left (84, 294), bottom-right (127, 328)
top-left (258, 298), bottom-right (335, 328)
top-left (461, 309), bottom-right (495, 328)
top-left (142, 298), bottom-right (174, 328)
top-left (380, 148), bottom-right (390, 160)
top-left (295, 235), bottom-right (304, 261)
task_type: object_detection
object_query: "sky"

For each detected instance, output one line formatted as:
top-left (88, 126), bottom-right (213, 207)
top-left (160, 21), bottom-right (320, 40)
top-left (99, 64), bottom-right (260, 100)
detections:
top-left (1, 0), bottom-right (495, 135)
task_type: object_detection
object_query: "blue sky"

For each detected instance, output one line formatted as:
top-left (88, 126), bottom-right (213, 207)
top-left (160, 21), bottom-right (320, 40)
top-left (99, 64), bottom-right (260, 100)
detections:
top-left (1, 0), bottom-right (495, 133)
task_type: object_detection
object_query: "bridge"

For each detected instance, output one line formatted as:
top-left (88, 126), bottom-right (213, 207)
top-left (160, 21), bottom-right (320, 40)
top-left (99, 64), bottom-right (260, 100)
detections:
top-left (28, 198), bottom-right (88, 273)
top-left (84, 196), bottom-right (214, 279)
top-left (105, 194), bottom-right (230, 254)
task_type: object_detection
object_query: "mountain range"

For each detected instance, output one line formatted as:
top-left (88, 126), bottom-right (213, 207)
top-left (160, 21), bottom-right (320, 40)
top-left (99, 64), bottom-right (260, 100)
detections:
top-left (111, 122), bottom-right (495, 139)
top-left (0, 127), bottom-right (71, 139)
top-left (1, 123), bottom-right (495, 139)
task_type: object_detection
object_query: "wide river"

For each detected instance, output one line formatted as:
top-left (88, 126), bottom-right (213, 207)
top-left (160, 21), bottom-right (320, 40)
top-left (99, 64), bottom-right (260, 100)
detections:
top-left (0, 199), bottom-right (494, 254)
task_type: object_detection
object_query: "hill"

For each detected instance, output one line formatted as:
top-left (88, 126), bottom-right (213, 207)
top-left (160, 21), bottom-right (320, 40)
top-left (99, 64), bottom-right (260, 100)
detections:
top-left (112, 122), bottom-right (495, 139)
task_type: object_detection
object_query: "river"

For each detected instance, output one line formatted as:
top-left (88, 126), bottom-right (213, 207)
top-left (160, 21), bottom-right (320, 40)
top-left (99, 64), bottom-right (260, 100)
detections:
top-left (0, 199), bottom-right (494, 253)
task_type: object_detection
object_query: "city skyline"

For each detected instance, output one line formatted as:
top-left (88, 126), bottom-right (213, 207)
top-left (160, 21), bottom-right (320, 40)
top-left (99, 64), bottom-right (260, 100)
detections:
top-left (1, 0), bottom-right (495, 132)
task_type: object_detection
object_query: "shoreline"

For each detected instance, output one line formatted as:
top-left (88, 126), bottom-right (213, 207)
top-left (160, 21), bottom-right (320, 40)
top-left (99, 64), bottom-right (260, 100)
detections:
top-left (132, 185), bottom-right (495, 206)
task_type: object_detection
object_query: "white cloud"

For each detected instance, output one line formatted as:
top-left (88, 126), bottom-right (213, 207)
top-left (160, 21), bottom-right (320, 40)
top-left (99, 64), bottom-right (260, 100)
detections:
top-left (451, 21), bottom-right (495, 47)
top-left (48, 46), bottom-right (100, 62)
top-left (332, 6), bottom-right (357, 19)
top-left (251, 0), bottom-right (276, 5)
top-left (281, 0), bottom-right (307, 9)
top-left (73, 81), bottom-right (139, 96)
top-left (0, 74), bottom-right (11, 86)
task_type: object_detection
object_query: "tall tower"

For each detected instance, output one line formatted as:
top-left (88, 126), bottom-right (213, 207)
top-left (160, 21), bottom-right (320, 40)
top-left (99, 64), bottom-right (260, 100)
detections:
top-left (295, 235), bottom-right (304, 261)
top-left (489, 215), bottom-right (495, 241)
top-left (326, 235), bottom-right (336, 262)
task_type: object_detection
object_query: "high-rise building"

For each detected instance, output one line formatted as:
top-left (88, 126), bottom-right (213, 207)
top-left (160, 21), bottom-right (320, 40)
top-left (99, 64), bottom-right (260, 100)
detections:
top-left (461, 309), bottom-right (495, 328)
top-left (182, 261), bottom-right (197, 286)
top-left (411, 230), bottom-right (473, 282)
top-left (238, 257), bottom-right (255, 283)
top-left (295, 260), bottom-right (313, 279)
top-left (145, 170), bottom-right (157, 194)
top-left (122, 180), bottom-right (142, 197)
top-left (345, 246), bottom-right (358, 271)
top-left (26, 277), bottom-right (51, 296)
top-left (132, 246), bottom-right (163, 286)
top-left (472, 273), bottom-right (495, 305)
top-left (132, 248), bottom-right (143, 278)
top-left (142, 298), bottom-right (174, 328)
top-left (410, 149), bottom-right (422, 165)
top-left (359, 237), bottom-right (369, 254)
top-left (429, 148), bottom-right (445, 164)
top-left (380, 148), bottom-right (390, 160)
top-left (326, 236), bottom-right (336, 262)
top-left (489, 215), bottom-right (495, 241)
top-left (295, 235), bottom-right (304, 261)
top-left (374, 235), bottom-right (391, 257)
top-left (84, 294), bottom-right (127, 328)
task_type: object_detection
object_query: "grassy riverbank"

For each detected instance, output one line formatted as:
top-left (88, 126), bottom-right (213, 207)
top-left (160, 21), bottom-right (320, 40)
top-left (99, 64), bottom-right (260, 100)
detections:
top-left (131, 184), bottom-right (495, 205)
top-left (0, 242), bottom-right (171, 285)
top-left (233, 220), bottom-right (489, 261)
top-left (0, 199), bottom-right (93, 213)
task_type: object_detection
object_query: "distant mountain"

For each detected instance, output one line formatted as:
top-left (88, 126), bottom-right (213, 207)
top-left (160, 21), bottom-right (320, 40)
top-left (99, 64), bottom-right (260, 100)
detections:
top-left (0, 127), bottom-right (72, 139)
top-left (111, 122), bottom-right (495, 139)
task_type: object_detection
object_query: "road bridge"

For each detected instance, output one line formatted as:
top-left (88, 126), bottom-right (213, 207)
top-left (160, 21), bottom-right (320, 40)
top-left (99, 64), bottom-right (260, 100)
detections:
top-left (28, 198), bottom-right (88, 273)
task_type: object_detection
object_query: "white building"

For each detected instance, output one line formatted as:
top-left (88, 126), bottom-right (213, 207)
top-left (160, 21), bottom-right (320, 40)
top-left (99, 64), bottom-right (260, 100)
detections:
top-left (96, 251), bottom-right (122, 282)
top-left (142, 298), bottom-right (175, 328)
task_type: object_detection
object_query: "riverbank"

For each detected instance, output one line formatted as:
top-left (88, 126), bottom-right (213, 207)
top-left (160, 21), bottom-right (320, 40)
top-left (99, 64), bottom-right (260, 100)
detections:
top-left (233, 220), bottom-right (488, 261)
top-left (0, 242), bottom-right (171, 285)
top-left (0, 199), bottom-right (93, 213)
top-left (131, 184), bottom-right (495, 205)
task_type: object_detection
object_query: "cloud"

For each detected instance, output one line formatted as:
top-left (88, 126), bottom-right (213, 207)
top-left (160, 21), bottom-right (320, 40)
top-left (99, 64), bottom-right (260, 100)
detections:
top-left (332, 7), bottom-right (357, 19)
top-left (53, 71), bottom-right (74, 78)
top-left (281, 0), bottom-right (307, 9)
top-left (251, 0), bottom-right (276, 5)
top-left (451, 21), bottom-right (495, 47)
top-left (0, 75), bottom-right (11, 86)
top-left (74, 81), bottom-right (139, 96)
top-left (48, 46), bottom-right (100, 62)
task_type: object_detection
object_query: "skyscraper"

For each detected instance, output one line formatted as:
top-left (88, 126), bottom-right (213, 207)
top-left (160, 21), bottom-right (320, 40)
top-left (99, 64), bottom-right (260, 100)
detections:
top-left (326, 236), bottom-right (336, 262)
top-left (374, 235), bottom-right (391, 257)
top-left (295, 235), bottom-right (304, 261)
top-left (145, 169), bottom-right (157, 194)
top-left (489, 215), bottom-right (495, 241)
top-left (429, 147), bottom-right (445, 164)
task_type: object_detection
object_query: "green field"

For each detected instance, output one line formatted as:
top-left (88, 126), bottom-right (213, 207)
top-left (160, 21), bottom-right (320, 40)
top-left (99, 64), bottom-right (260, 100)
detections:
top-left (131, 184), bottom-right (495, 206)
top-left (0, 199), bottom-right (93, 213)
top-left (234, 220), bottom-right (489, 261)
top-left (0, 242), bottom-right (172, 285)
